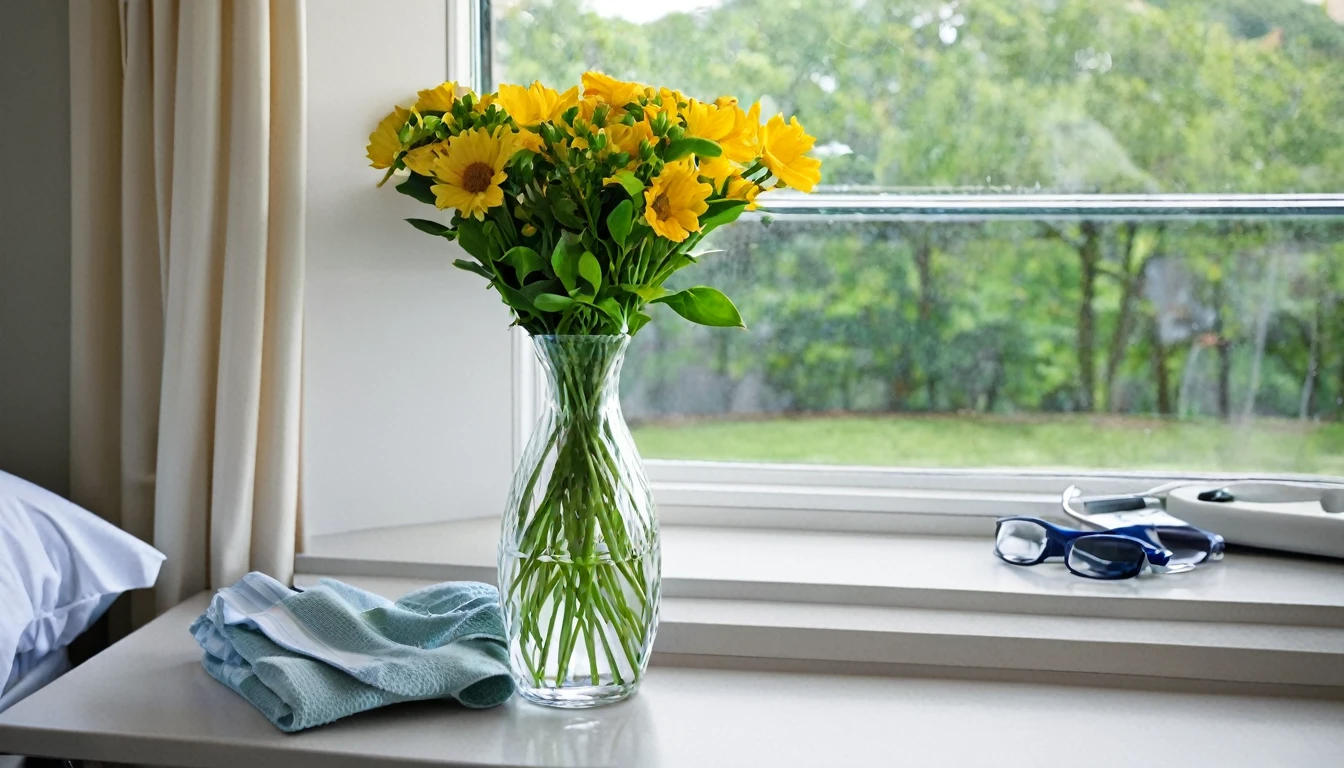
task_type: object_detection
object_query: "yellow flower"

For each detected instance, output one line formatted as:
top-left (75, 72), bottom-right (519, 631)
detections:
top-left (643, 87), bottom-right (685, 122)
top-left (725, 176), bottom-right (762, 210)
top-left (415, 81), bottom-right (459, 112)
top-left (604, 121), bottom-right (653, 160)
top-left (683, 99), bottom-right (736, 144)
top-left (699, 156), bottom-right (760, 208)
top-left (697, 155), bottom-right (737, 188)
top-left (515, 128), bottom-right (546, 154)
top-left (367, 106), bottom-right (411, 169)
top-left (472, 93), bottom-right (495, 113)
top-left (644, 160), bottom-right (711, 243)
top-left (402, 140), bottom-right (449, 176)
top-left (498, 81), bottom-right (578, 126)
top-left (721, 101), bottom-right (762, 164)
top-left (582, 71), bottom-right (645, 107)
top-left (429, 127), bottom-right (517, 220)
top-left (760, 114), bottom-right (821, 192)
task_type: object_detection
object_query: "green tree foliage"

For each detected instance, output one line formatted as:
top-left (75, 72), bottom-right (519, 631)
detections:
top-left (495, 0), bottom-right (1344, 423)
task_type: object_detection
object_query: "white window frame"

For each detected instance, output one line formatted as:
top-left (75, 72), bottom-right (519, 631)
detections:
top-left (460, 1), bottom-right (1344, 539)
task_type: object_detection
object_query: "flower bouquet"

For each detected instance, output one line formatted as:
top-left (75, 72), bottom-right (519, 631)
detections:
top-left (368, 71), bottom-right (819, 707)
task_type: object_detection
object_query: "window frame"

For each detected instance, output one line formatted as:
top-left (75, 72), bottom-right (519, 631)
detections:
top-left (465, 0), bottom-right (1344, 537)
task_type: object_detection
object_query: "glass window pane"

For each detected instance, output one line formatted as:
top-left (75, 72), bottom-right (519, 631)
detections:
top-left (493, 0), bottom-right (1344, 193)
top-left (619, 215), bottom-right (1344, 474)
top-left (491, 1), bottom-right (1344, 475)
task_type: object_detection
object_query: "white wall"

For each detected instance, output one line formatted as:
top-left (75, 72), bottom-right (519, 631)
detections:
top-left (303, 0), bottom-right (516, 537)
top-left (0, 1), bottom-right (71, 496)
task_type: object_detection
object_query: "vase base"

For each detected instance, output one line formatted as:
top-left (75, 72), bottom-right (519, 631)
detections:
top-left (517, 681), bottom-right (640, 709)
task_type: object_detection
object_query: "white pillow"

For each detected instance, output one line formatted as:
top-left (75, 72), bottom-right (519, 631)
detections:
top-left (0, 470), bottom-right (165, 689)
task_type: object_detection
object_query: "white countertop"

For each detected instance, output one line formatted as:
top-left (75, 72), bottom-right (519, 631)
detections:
top-left (1, 593), bottom-right (1342, 768)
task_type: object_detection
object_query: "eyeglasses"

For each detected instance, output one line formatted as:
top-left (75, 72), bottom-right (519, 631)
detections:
top-left (993, 517), bottom-right (1173, 580)
top-left (1061, 486), bottom-right (1226, 570)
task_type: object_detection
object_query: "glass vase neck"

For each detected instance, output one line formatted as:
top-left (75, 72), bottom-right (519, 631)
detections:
top-left (531, 334), bottom-right (631, 416)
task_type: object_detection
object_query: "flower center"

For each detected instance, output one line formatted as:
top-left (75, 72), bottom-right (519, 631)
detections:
top-left (651, 193), bottom-right (672, 220)
top-left (461, 162), bottom-right (494, 194)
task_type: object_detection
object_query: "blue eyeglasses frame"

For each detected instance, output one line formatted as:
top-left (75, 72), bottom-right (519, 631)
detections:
top-left (994, 516), bottom-right (1174, 580)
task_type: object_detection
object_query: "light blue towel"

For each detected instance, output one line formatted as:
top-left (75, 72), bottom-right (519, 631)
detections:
top-left (189, 572), bottom-right (514, 732)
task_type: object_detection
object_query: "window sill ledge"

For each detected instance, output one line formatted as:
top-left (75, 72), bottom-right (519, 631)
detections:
top-left (3, 593), bottom-right (1341, 767)
top-left (298, 520), bottom-right (1344, 691)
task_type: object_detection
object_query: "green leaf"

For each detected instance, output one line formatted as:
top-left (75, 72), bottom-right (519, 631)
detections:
top-left (621, 284), bottom-right (668, 303)
top-left (452, 259), bottom-right (492, 279)
top-left (594, 297), bottom-right (624, 325)
top-left (495, 282), bottom-right (538, 318)
top-left (653, 286), bottom-right (745, 328)
top-left (520, 278), bottom-right (562, 296)
top-left (611, 170), bottom-right (645, 198)
top-left (533, 293), bottom-right (575, 312)
top-left (664, 137), bottom-right (723, 162)
top-left (395, 173), bottom-right (437, 205)
top-left (577, 251), bottom-right (603, 294)
top-left (547, 185), bottom-right (586, 229)
top-left (406, 218), bottom-right (454, 239)
top-left (698, 199), bottom-right (749, 236)
top-left (456, 220), bottom-right (492, 263)
top-left (551, 239), bottom-right (579, 293)
top-left (607, 200), bottom-right (634, 250)
top-left (627, 312), bottom-right (653, 335)
top-left (502, 246), bottom-right (545, 281)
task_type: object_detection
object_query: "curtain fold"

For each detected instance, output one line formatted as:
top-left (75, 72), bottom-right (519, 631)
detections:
top-left (69, 0), bottom-right (306, 621)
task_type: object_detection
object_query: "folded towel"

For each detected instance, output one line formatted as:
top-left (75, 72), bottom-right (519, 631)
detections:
top-left (189, 572), bottom-right (514, 732)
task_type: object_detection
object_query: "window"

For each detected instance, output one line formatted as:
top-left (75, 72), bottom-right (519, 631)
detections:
top-left (490, 0), bottom-right (1344, 478)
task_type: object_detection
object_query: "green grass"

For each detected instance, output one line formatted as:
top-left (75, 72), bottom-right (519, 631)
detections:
top-left (630, 413), bottom-right (1344, 475)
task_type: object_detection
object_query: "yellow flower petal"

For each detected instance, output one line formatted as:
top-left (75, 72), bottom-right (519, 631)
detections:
top-left (582, 71), bottom-right (645, 107)
top-left (643, 160), bottom-right (711, 243)
top-left (498, 81), bottom-right (578, 126)
top-left (366, 106), bottom-right (411, 169)
top-left (760, 114), bottom-right (821, 192)
top-left (683, 99), bottom-right (736, 144)
top-left (415, 81), bottom-right (460, 112)
top-left (402, 140), bottom-right (449, 176)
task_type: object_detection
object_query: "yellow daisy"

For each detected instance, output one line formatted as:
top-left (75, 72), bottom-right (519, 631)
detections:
top-left (498, 81), bottom-right (578, 126)
top-left (366, 106), bottom-right (411, 169)
top-left (644, 160), bottom-right (711, 243)
top-left (725, 176), bottom-right (762, 210)
top-left (720, 101), bottom-right (762, 164)
top-left (582, 71), bottom-right (645, 107)
top-left (429, 127), bottom-right (517, 220)
top-left (759, 114), bottom-right (821, 192)
top-left (402, 140), bottom-right (449, 176)
top-left (604, 121), bottom-right (654, 160)
top-left (415, 81), bottom-right (459, 112)
top-left (697, 155), bottom-right (737, 188)
top-left (683, 99), bottom-right (736, 144)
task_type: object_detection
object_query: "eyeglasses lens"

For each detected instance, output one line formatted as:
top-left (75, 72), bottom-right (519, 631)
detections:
top-left (1067, 536), bottom-right (1145, 579)
top-left (1151, 527), bottom-right (1211, 566)
top-left (996, 520), bottom-right (1048, 564)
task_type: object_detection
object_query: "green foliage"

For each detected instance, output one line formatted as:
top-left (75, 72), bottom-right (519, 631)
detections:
top-left (653, 286), bottom-right (745, 328)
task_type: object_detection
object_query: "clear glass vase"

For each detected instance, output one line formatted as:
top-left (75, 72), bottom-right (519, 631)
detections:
top-left (499, 334), bottom-right (660, 708)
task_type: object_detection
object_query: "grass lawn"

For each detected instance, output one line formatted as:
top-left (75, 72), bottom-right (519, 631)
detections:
top-left (630, 413), bottom-right (1344, 475)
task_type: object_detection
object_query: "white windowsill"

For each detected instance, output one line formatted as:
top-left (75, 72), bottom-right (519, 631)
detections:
top-left (298, 519), bottom-right (1344, 691)
top-left (2, 593), bottom-right (1342, 768)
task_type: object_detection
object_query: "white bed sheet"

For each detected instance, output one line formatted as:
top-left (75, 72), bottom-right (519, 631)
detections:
top-left (0, 648), bottom-right (70, 714)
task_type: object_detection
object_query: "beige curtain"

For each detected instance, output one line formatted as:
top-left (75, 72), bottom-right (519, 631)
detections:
top-left (69, 0), bottom-right (306, 622)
